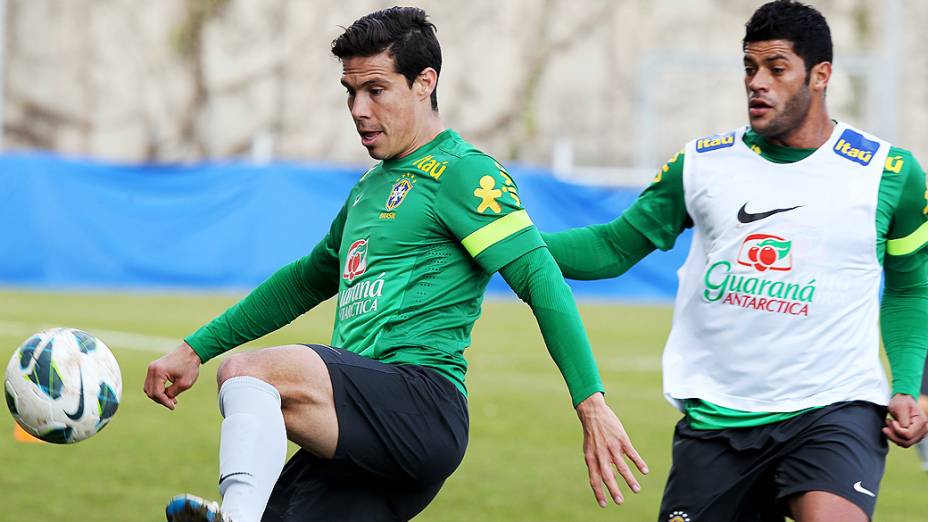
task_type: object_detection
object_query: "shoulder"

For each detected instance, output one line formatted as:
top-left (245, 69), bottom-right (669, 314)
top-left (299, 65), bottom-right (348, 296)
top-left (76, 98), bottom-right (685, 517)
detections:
top-left (883, 146), bottom-right (923, 178)
top-left (690, 129), bottom-right (741, 155)
top-left (434, 134), bottom-right (512, 190)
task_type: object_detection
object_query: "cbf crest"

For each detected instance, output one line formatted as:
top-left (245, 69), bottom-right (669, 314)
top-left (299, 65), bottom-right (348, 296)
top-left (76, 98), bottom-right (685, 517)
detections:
top-left (385, 173), bottom-right (416, 211)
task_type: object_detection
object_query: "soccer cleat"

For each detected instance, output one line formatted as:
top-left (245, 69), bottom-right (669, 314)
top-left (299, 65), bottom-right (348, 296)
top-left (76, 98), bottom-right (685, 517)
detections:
top-left (165, 494), bottom-right (233, 522)
top-left (917, 437), bottom-right (928, 472)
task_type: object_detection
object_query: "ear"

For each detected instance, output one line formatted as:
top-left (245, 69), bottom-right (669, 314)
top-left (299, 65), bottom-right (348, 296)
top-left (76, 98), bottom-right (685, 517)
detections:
top-left (809, 61), bottom-right (831, 94)
top-left (414, 68), bottom-right (438, 103)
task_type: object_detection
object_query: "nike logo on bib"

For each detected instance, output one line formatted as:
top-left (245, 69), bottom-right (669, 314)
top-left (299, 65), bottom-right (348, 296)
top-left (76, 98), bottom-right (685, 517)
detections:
top-left (853, 481), bottom-right (876, 498)
top-left (737, 203), bottom-right (803, 223)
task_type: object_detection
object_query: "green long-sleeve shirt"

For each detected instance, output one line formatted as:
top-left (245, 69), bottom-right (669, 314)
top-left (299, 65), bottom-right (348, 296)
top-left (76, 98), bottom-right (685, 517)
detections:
top-left (186, 130), bottom-right (603, 407)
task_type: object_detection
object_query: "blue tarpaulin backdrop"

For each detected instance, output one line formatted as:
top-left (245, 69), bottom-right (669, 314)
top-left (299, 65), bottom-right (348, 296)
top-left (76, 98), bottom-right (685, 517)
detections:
top-left (0, 152), bottom-right (690, 300)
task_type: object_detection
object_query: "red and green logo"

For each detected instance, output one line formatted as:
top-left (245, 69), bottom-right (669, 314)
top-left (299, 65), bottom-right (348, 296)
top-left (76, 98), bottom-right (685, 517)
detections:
top-left (737, 234), bottom-right (792, 272)
top-left (343, 239), bottom-right (369, 283)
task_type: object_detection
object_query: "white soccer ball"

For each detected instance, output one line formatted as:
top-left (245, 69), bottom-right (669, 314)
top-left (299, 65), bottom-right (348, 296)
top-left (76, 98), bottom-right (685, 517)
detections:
top-left (4, 328), bottom-right (122, 443)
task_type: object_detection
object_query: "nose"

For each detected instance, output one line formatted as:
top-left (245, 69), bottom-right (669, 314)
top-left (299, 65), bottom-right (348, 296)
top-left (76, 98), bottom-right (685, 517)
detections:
top-left (747, 68), bottom-right (770, 95)
top-left (350, 93), bottom-right (371, 122)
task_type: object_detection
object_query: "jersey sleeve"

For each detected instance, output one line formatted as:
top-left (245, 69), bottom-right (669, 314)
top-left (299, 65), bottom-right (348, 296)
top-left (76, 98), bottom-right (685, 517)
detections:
top-left (185, 200), bottom-right (347, 362)
top-left (436, 154), bottom-right (545, 273)
top-left (622, 150), bottom-right (692, 251)
top-left (885, 151), bottom-right (928, 258)
top-left (880, 150), bottom-right (928, 396)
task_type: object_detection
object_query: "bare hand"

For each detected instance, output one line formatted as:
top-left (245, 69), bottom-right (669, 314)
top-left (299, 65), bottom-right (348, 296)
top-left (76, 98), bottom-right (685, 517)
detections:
top-left (883, 393), bottom-right (928, 448)
top-left (576, 392), bottom-right (649, 507)
top-left (144, 342), bottom-right (202, 410)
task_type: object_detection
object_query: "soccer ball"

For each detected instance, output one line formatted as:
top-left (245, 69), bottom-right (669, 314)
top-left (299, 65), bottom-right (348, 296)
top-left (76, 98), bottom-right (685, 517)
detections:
top-left (4, 328), bottom-right (122, 444)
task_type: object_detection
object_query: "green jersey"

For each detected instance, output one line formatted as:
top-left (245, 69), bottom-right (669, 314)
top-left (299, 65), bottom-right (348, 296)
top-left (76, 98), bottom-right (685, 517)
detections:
top-left (322, 129), bottom-right (544, 393)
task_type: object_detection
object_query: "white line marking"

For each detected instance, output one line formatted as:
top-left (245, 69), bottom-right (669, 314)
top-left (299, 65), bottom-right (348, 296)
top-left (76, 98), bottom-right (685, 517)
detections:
top-left (0, 320), bottom-right (177, 353)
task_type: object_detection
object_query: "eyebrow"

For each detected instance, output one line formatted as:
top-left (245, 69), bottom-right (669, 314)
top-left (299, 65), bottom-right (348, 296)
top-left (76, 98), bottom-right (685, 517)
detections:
top-left (743, 52), bottom-right (789, 63)
top-left (340, 77), bottom-right (388, 90)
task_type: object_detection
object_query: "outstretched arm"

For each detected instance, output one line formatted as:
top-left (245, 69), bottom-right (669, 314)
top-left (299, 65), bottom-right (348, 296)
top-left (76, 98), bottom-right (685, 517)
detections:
top-left (499, 247), bottom-right (648, 507)
top-left (541, 216), bottom-right (656, 280)
top-left (144, 202), bottom-right (347, 409)
top-left (542, 151), bottom-right (690, 281)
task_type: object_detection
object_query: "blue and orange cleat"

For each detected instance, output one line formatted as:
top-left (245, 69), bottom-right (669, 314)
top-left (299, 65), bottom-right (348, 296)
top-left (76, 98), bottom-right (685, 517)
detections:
top-left (166, 494), bottom-right (233, 522)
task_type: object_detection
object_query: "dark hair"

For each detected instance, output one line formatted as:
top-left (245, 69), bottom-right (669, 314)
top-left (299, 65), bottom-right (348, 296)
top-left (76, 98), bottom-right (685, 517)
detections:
top-left (743, 0), bottom-right (832, 74)
top-left (332, 7), bottom-right (442, 111)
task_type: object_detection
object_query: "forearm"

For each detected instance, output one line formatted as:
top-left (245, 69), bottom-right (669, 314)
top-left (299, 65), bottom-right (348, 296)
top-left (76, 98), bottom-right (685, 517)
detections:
top-left (881, 276), bottom-right (928, 397)
top-left (499, 247), bottom-right (604, 406)
top-left (186, 250), bottom-right (338, 362)
top-left (541, 215), bottom-right (655, 280)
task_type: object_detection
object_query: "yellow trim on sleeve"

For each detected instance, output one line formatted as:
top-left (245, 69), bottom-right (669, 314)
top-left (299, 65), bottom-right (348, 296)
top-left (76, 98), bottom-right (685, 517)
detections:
top-left (461, 210), bottom-right (533, 257)
top-left (887, 221), bottom-right (928, 256)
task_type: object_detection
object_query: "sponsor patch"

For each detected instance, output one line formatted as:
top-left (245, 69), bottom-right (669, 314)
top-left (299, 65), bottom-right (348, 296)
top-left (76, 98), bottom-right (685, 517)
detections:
top-left (737, 234), bottom-right (792, 272)
top-left (833, 129), bottom-right (880, 166)
top-left (695, 132), bottom-right (735, 153)
top-left (474, 175), bottom-right (503, 213)
top-left (343, 239), bottom-right (369, 283)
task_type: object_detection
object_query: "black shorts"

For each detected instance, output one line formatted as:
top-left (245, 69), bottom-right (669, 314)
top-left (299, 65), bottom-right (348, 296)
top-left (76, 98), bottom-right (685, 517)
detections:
top-left (659, 401), bottom-right (887, 522)
top-left (262, 344), bottom-right (469, 522)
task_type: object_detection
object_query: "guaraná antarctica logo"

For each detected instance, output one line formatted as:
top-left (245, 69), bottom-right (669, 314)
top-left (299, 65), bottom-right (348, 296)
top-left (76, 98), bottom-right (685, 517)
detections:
top-left (704, 233), bottom-right (816, 317)
top-left (339, 238), bottom-right (387, 321)
top-left (343, 239), bottom-right (369, 283)
top-left (736, 233), bottom-right (792, 272)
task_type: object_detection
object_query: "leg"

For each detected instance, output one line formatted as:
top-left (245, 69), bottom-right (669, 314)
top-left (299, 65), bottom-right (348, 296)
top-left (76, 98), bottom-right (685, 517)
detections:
top-left (262, 449), bottom-right (445, 522)
top-left (210, 344), bottom-right (337, 522)
top-left (263, 346), bottom-right (468, 521)
top-left (216, 344), bottom-right (338, 458)
top-left (774, 402), bottom-right (887, 522)
top-left (659, 419), bottom-right (784, 521)
top-left (786, 491), bottom-right (867, 522)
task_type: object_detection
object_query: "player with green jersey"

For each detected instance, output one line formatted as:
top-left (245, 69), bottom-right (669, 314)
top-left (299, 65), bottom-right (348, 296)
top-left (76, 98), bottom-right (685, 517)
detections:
top-left (144, 7), bottom-right (646, 522)
top-left (543, 2), bottom-right (928, 520)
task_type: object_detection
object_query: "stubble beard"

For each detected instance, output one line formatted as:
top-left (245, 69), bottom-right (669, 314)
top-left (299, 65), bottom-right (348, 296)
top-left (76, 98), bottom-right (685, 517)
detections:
top-left (751, 83), bottom-right (812, 142)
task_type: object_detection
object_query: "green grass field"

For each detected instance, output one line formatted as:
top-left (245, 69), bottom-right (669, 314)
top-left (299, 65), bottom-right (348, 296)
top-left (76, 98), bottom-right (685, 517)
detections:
top-left (1, 289), bottom-right (925, 521)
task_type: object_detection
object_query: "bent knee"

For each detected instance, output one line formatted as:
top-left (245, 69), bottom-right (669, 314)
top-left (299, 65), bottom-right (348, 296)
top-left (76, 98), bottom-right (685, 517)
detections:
top-left (216, 353), bottom-right (257, 386)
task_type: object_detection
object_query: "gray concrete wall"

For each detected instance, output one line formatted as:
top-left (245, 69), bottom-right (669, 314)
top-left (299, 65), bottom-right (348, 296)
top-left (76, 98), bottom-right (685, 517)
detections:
top-left (3, 0), bottom-right (925, 177)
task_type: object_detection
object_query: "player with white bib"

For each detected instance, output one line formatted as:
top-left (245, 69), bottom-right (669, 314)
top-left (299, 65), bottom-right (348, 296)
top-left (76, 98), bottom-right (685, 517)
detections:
top-left (542, 1), bottom-right (928, 520)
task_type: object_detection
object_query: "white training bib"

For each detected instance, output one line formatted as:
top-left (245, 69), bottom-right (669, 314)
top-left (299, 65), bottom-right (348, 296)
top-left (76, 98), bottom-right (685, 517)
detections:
top-left (663, 122), bottom-right (892, 412)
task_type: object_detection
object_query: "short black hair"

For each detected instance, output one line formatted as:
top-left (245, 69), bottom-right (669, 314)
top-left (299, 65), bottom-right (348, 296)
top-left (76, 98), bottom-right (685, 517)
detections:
top-left (331, 7), bottom-right (442, 111)
top-left (743, 0), bottom-right (832, 73)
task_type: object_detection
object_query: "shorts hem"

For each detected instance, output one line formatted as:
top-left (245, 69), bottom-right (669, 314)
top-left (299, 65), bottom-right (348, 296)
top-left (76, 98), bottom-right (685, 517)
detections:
top-left (776, 482), bottom-right (875, 520)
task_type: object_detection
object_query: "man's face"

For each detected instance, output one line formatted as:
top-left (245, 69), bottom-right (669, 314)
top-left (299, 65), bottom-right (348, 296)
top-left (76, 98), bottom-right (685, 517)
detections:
top-left (743, 39), bottom-right (813, 139)
top-left (341, 51), bottom-right (420, 160)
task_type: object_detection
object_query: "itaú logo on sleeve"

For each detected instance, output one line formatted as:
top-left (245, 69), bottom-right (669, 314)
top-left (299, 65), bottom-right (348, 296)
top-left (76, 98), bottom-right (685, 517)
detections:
top-left (737, 234), bottom-right (792, 272)
top-left (343, 239), bottom-right (369, 283)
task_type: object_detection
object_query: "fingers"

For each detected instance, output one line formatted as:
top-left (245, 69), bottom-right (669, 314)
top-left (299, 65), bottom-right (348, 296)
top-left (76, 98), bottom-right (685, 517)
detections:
top-left (599, 451), bottom-right (624, 505)
top-left (623, 441), bottom-right (650, 475)
top-left (883, 415), bottom-right (928, 448)
top-left (585, 453), bottom-right (608, 508)
top-left (143, 364), bottom-right (176, 410)
top-left (586, 442), bottom-right (646, 508)
top-left (610, 444), bottom-right (642, 495)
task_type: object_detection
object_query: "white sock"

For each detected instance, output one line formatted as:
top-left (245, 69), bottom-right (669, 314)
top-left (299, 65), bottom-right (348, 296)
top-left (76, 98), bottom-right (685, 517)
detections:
top-left (217, 376), bottom-right (287, 522)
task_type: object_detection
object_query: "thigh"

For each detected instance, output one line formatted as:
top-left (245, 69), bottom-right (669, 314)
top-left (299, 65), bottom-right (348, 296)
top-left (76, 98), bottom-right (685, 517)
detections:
top-left (217, 344), bottom-right (338, 458)
top-left (263, 449), bottom-right (444, 522)
top-left (774, 402), bottom-right (887, 520)
top-left (659, 419), bottom-right (784, 522)
top-left (307, 344), bottom-right (469, 485)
